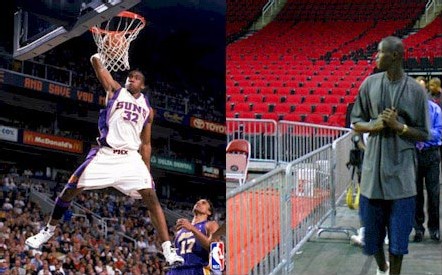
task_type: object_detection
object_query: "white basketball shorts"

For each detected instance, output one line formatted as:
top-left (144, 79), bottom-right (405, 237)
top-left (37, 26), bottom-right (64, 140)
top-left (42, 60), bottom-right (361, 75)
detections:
top-left (74, 146), bottom-right (153, 199)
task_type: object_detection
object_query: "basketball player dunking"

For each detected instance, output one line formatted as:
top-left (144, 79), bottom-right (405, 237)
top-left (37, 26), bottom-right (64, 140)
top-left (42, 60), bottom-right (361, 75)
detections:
top-left (168, 199), bottom-right (219, 275)
top-left (25, 53), bottom-right (184, 267)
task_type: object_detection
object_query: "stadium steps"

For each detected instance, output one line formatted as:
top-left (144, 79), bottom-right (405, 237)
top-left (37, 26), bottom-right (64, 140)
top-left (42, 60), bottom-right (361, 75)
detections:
top-left (414, 2), bottom-right (442, 29)
top-left (250, 0), bottom-right (288, 32)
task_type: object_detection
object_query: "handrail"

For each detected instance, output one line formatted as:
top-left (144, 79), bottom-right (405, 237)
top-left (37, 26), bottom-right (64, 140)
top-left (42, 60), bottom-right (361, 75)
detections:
top-left (29, 188), bottom-right (140, 243)
top-left (0, 53), bottom-right (189, 114)
top-left (116, 231), bottom-right (137, 247)
top-left (0, 53), bottom-right (73, 86)
top-left (424, 0), bottom-right (436, 24)
top-left (262, 0), bottom-right (276, 24)
top-left (426, 0), bottom-right (434, 9)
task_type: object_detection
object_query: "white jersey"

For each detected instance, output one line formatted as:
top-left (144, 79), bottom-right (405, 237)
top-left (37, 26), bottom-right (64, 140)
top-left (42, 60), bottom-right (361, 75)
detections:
top-left (98, 88), bottom-right (151, 150)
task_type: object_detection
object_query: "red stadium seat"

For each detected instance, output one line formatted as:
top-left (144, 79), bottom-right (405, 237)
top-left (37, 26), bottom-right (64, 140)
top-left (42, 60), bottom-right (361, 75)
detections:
top-left (226, 139), bottom-right (251, 185)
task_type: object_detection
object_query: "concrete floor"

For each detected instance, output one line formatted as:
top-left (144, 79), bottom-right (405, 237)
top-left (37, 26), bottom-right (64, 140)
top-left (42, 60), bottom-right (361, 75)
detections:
top-left (291, 196), bottom-right (442, 275)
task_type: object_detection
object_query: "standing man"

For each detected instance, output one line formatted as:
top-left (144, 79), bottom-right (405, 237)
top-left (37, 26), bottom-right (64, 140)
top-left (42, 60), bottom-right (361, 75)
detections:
top-left (25, 53), bottom-right (184, 267)
top-left (428, 77), bottom-right (442, 109)
top-left (413, 95), bottom-right (441, 242)
top-left (351, 36), bottom-right (429, 275)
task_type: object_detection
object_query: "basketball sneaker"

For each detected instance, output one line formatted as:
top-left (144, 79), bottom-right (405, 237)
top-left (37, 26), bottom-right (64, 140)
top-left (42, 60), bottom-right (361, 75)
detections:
top-left (25, 227), bottom-right (54, 249)
top-left (350, 227), bottom-right (365, 247)
top-left (376, 262), bottom-right (389, 275)
top-left (162, 241), bottom-right (184, 267)
top-left (384, 234), bottom-right (389, 245)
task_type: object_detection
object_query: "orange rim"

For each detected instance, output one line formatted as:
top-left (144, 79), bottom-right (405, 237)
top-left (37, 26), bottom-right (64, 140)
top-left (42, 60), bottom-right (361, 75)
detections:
top-left (90, 11), bottom-right (146, 35)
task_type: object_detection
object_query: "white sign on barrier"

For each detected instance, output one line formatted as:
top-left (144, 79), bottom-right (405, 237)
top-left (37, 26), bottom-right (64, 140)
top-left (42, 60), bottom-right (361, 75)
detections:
top-left (0, 125), bottom-right (19, 142)
top-left (296, 168), bottom-right (315, 197)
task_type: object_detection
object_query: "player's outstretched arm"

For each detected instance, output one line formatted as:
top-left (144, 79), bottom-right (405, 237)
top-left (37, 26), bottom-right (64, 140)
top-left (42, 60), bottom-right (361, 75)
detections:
top-left (90, 53), bottom-right (121, 100)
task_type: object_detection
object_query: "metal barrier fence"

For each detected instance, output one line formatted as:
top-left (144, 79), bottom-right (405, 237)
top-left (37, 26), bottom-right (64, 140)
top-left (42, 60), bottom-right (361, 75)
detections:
top-left (278, 121), bottom-right (351, 163)
top-left (226, 118), bottom-right (350, 168)
top-left (227, 168), bottom-right (287, 275)
top-left (226, 120), bottom-right (353, 275)
top-left (227, 118), bottom-right (278, 169)
top-left (317, 131), bottom-right (355, 238)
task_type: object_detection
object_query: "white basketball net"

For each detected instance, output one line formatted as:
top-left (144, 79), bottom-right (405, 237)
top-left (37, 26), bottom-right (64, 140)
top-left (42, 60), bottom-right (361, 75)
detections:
top-left (91, 12), bottom-right (146, 72)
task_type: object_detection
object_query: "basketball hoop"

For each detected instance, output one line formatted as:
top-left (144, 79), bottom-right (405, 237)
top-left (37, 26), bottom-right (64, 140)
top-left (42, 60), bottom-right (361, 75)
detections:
top-left (90, 11), bottom-right (146, 72)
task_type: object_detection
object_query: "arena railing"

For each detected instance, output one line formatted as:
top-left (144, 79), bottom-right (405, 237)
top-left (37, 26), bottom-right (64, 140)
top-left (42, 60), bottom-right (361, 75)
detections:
top-left (0, 54), bottom-right (190, 116)
top-left (226, 118), bottom-right (350, 169)
top-left (227, 118), bottom-right (278, 171)
top-left (262, 0), bottom-right (276, 24)
top-left (423, 0), bottom-right (442, 25)
top-left (226, 120), bottom-right (353, 275)
top-left (277, 121), bottom-right (351, 164)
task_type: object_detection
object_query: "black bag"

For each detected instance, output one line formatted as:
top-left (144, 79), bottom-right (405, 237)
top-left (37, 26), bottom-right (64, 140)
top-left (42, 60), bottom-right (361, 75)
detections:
top-left (348, 148), bottom-right (363, 167)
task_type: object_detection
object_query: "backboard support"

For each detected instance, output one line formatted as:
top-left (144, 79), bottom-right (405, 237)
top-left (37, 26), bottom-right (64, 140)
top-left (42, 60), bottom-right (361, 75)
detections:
top-left (13, 0), bottom-right (141, 61)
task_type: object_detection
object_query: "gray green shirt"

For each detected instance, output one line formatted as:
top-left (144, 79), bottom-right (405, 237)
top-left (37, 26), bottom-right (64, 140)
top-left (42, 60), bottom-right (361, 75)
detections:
top-left (351, 72), bottom-right (430, 200)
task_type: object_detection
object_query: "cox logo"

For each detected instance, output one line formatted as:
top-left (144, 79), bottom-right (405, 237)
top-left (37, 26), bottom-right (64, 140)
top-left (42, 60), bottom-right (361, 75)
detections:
top-left (1, 128), bottom-right (14, 135)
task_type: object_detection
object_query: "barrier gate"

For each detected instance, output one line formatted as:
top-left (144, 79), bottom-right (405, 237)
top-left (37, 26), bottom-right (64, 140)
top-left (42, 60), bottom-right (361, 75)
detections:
top-left (226, 119), bottom-right (353, 275)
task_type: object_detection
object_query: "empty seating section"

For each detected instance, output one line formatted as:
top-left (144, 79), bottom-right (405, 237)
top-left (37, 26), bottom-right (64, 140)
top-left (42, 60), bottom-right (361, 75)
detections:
top-left (277, 0), bottom-right (425, 21)
top-left (227, 0), bottom-right (269, 39)
top-left (404, 14), bottom-right (442, 70)
top-left (227, 0), bottom-right (433, 127)
top-left (336, 20), bottom-right (410, 59)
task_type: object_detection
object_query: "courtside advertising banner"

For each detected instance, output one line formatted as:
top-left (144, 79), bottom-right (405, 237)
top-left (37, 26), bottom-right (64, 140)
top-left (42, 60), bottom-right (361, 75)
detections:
top-left (0, 69), bottom-right (106, 106)
top-left (190, 117), bottom-right (226, 135)
top-left (202, 165), bottom-right (220, 179)
top-left (0, 125), bottom-right (19, 142)
top-left (22, 130), bottom-right (83, 154)
top-left (150, 156), bottom-right (195, 174)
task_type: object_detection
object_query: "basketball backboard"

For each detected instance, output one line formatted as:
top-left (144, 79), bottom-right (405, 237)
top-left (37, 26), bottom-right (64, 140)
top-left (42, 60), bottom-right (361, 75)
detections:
top-left (13, 0), bottom-right (141, 61)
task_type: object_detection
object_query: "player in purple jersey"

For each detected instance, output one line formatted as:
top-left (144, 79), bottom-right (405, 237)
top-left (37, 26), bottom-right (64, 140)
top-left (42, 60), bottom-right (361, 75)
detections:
top-left (168, 199), bottom-right (219, 275)
top-left (25, 53), bottom-right (184, 267)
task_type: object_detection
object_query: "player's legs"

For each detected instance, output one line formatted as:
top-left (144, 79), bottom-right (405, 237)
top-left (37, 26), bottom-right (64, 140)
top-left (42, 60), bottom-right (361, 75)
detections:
top-left (48, 180), bottom-right (84, 226)
top-left (25, 179), bottom-right (84, 248)
top-left (424, 155), bottom-right (440, 240)
top-left (110, 151), bottom-right (183, 266)
top-left (359, 196), bottom-right (389, 273)
top-left (388, 196), bottom-right (415, 275)
top-left (48, 147), bottom-right (104, 226)
top-left (26, 147), bottom-right (101, 249)
top-left (138, 188), bottom-right (169, 242)
top-left (138, 188), bottom-right (184, 266)
top-left (414, 159), bottom-right (425, 241)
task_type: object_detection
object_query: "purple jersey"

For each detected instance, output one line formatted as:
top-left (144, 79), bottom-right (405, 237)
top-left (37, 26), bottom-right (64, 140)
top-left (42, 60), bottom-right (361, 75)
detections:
top-left (172, 220), bottom-right (209, 269)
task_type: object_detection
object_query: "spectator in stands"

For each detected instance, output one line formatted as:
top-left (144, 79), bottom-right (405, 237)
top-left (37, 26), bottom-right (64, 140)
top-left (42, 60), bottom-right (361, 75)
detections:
top-left (2, 198), bottom-right (13, 212)
top-left (25, 52), bottom-right (184, 267)
top-left (210, 222), bottom-right (226, 242)
top-left (168, 199), bottom-right (219, 275)
top-left (10, 257), bottom-right (26, 275)
top-left (0, 258), bottom-right (8, 274)
top-left (351, 36), bottom-right (429, 275)
top-left (413, 78), bottom-right (442, 242)
top-left (22, 169), bottom-right (33, 178)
